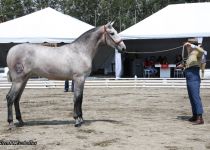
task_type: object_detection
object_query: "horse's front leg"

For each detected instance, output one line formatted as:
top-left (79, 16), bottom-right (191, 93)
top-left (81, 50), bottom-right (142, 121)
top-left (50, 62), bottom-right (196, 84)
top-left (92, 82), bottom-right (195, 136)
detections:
top-left (73, 77), bottom-right (85, 127)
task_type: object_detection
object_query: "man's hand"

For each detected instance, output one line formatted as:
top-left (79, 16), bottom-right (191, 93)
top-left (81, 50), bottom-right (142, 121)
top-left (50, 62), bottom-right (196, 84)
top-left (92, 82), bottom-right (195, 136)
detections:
top-left (177, 64), bottom-right (184, 69)
top-left (184, 42), bottom-right (192, 47)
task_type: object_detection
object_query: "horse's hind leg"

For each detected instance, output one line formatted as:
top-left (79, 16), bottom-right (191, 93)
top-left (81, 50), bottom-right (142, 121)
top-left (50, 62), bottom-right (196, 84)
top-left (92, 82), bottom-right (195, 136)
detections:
top-left (73, 77), bottom-right (85, 127)
top-left (6, 81), bottom-right (27, 129)
top-left (14, 80), bottom-right (27, 127)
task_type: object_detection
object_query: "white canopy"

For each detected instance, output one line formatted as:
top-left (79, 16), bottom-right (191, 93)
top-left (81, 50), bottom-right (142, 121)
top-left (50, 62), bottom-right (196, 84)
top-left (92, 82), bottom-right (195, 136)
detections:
top-left (120, 2), bottom-right (210, 39)
top-left (0, 7), bottom-right (94, 43)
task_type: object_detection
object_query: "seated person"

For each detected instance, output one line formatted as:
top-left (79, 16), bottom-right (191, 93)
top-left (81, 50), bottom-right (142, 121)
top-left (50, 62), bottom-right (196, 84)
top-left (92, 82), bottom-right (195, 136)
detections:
top-left (162, 56), bottom-right (168, 64)
top-left (156, 56), bottom-right (163, 64)
top-left (175, 54), bottom-right (183, 67)
top-left (144, 57), bottom-right (157, 76)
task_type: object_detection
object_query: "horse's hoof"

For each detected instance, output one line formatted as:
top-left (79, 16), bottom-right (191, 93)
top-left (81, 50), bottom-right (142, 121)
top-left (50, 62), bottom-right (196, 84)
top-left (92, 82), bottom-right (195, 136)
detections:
top-left (75, 120), bottom-right (82, 127)
top-left (74, 123), bottom-right (81, 127)
top-left (79, 118), bottom-right (84, 124)
top-left (17, 120), bottom-right (24, 127)
top-left (74, 117), bottom-right (83, 127)
top-left (8, 122), bottom-right (15, 130)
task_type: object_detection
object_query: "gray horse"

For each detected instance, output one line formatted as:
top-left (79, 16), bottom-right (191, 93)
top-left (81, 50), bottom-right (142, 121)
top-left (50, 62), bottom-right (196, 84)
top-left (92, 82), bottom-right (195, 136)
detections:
top-left (6, 22), bottom-right (126, 129)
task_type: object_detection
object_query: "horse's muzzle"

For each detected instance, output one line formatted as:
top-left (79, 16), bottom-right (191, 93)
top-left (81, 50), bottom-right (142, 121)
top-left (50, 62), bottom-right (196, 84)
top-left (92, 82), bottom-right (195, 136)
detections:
top-left (117, 42), bottom-right (126, 53)
top-left (117, 47), bottom-right (126, 53)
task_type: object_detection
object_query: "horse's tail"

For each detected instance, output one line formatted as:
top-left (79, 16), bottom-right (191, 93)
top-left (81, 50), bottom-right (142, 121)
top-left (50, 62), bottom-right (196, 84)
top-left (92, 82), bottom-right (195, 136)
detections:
top-left (7, 70), bottom-right (12, 82)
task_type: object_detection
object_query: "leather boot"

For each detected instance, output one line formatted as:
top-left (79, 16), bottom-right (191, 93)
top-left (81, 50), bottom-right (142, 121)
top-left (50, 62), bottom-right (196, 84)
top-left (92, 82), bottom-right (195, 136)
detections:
top-left (188, 115), bottom-right (197, 122)
top-left (192, 115), bottom-right (204, 125)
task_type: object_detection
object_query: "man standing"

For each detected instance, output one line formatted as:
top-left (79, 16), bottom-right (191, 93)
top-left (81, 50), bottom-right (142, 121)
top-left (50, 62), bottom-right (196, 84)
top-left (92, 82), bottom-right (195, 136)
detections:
top-left (178, 38), bottom-right (206, 125)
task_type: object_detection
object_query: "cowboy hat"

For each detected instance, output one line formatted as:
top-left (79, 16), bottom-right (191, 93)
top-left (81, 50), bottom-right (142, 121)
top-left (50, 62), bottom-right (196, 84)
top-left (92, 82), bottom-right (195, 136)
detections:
top-left (188, 38), bottom-right (198, 45)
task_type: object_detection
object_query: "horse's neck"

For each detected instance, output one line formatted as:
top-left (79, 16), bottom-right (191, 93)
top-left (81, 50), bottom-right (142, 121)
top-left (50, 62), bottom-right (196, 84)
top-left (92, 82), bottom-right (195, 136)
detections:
top-left (76, 27), bottom-right (104, 60)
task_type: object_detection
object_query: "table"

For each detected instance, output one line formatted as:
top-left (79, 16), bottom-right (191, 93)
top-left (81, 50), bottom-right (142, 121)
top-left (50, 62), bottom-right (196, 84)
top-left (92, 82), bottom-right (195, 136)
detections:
top-left (155, 64), bottom-right (176, 78)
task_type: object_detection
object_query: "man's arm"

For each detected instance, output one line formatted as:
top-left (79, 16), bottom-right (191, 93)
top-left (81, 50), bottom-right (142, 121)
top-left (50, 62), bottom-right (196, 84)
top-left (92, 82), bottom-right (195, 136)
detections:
top-left (184, 42), bottom-right (205, 53)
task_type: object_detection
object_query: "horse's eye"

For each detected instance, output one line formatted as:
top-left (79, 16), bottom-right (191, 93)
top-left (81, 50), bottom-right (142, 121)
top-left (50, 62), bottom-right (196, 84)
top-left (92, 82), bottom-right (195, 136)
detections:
top-left (110, 32), bottom-right (114, 36)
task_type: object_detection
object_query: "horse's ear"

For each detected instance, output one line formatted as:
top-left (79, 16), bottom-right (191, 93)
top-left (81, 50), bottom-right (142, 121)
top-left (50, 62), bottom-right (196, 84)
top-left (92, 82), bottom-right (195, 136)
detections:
top-left (105, 21), bottom-right (112, 28)
top-left (111, 21), bottom-right (115, 26)
top-left (105, 22), bottom-right (111, 26)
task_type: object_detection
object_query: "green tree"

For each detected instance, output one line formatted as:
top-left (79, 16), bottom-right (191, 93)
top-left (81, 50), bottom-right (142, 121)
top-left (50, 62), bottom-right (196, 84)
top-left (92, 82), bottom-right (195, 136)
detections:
top-left (1, 0), bottom-right (24, 21)
top-left (1, 0), bottom-right (210, 31)
top-left (22, 0), bottom-right (35, 14)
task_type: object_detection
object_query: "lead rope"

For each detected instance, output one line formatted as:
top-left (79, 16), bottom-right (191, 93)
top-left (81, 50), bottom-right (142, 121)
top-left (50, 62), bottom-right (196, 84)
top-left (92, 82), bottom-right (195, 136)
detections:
top-left (182, 45), bottom-right (185, 64)
top-left (182, 45), bottom-right (188, 65)
top-left (124, 45), bottom-right (183, 54)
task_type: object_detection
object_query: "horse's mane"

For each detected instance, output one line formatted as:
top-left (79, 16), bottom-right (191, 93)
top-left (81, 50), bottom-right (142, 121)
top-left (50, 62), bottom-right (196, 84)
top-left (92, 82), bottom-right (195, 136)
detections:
top-left (72, 27), bottom-right (101, 43)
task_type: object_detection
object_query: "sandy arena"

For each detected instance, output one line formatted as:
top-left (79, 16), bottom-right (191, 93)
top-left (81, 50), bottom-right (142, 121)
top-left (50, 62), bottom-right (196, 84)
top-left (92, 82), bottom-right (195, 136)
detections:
top-left (0, 87), bottom-right (209, 150)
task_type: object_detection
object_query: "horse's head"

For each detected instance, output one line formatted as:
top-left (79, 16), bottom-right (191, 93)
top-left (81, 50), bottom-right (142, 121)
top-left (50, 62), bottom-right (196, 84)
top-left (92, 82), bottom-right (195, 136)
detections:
top-left (103, 22), bottom-right (126, 53)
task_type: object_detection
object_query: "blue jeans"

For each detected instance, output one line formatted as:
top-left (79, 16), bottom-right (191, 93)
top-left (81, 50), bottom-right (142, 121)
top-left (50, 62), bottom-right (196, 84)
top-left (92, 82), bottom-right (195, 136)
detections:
top-left (64, 80), bottom-right (74, 92)
top-left (64, 80), bottom-right (69, 90)
top-left (185, 67), bottom-right (203, 115)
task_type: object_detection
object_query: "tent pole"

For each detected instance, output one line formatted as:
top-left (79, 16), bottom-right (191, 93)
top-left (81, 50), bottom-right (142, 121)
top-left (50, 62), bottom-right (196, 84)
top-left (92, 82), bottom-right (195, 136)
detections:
top-left (115, 49), bottom-right (123, 79)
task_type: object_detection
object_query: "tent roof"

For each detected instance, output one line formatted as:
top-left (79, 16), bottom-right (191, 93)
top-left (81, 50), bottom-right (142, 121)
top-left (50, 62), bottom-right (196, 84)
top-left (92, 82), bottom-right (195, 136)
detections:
top-left (0, 7), bottom-right (94, 43)
top-left (120, 2), bottom-right (210, 40)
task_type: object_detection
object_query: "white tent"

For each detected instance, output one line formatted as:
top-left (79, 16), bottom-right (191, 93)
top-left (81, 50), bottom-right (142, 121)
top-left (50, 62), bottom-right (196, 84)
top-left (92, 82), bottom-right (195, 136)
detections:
top-left (120, 2), bottom-right (210, 39)
top-left (116, 2), bottom-right (210, 78)
top-left (0, 7), bottom-right (94, 43)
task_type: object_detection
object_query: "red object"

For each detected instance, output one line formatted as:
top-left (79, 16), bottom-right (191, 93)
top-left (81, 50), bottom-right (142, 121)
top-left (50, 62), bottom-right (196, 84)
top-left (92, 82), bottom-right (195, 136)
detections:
top-left (161, 64), bottom-right (169, 68)
top-left (144, 60), bottom-right (155, 68)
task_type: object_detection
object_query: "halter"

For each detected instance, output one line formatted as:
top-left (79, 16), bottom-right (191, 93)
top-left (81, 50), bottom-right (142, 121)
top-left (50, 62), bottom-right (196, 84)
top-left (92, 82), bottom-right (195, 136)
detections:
top-left (103, 25), bottom-right (123, 46)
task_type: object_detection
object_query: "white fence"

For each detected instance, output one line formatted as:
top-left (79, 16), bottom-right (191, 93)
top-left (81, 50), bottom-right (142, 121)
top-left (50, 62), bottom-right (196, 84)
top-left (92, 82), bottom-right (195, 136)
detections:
top-left (0, 78), bottom-right (210, 89)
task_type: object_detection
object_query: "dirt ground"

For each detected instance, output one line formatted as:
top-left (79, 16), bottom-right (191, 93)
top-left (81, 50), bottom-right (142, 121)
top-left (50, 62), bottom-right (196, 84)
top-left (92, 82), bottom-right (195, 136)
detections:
top-left (0, 87), bottom-right (209, 150)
